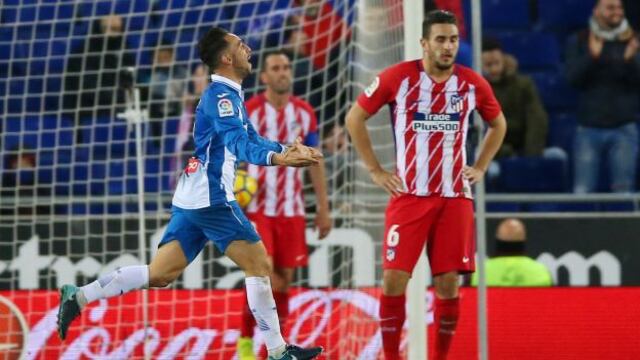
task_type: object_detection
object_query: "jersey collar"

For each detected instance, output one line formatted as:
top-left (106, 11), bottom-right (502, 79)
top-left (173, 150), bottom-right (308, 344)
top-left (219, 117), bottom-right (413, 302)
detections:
top-left (210, 74), bottom-right (242, 95)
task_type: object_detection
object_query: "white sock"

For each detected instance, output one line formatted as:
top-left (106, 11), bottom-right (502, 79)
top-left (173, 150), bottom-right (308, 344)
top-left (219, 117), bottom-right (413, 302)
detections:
top-left (245, 276), bottom-right (286, 357)
top-left (78, 265), bottom-right (149, 307)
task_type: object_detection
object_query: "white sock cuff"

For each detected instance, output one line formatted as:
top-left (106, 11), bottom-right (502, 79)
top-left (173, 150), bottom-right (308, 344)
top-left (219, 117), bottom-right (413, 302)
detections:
top-left (81, 281), bottom-right (103, 304)
top-left (138, 265), bottom-right (150, 289)
top-left (245, 276), bottom-right (270, 286)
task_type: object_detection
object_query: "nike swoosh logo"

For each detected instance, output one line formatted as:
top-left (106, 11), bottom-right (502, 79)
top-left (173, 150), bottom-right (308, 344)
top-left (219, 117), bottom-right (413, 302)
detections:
top-left (0, 343), bottom-right (18, 350)
top-left (217, 93), bottom-right (228, 98)
top-left (295, 255), bottom-right (305, 261)
top-left (379, 316), bottom-right (397, 321)
top-left (462, 256), bottom-right (470, 263)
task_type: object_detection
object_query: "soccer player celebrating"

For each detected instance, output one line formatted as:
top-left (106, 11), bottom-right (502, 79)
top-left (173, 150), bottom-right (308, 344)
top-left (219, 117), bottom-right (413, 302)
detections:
top-left (237, 50), bottom-right (332, 360)
top-left (56, 27), bottom-right (324, 360)
top-left (346, 10), bottom-right (506, 360)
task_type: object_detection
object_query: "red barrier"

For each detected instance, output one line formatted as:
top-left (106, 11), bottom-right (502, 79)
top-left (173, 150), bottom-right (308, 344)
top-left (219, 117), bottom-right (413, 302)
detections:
top-left (1, 288), bottom-right (639, 359)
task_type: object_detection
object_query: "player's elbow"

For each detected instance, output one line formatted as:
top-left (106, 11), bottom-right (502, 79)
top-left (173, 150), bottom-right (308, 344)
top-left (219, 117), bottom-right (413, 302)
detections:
top-left (489, 113), bottom-right (507, 133)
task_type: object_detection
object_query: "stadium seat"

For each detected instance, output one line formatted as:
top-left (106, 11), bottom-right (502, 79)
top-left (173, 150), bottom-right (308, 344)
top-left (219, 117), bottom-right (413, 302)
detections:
top-left (0, 8), bottom-right (18, 24)
top-left (201, 7), bottom-right (223, 23)
top-left (536, 0), bottom-right (594, 32)
top-left (114, 0), bottom-right (151, 15)
top-left (526, 202), bottom-right (598, 212)
top-left (486, 202), bottom-right (522, 212)
top-left (0, 27), bottom-right (13, 43)
top-left (50, 40), bottom-right (68, 56)
top-left (529, 71), bottom-right (578, 111)
top-left (482, 0), bottom-right (530, 30)
top-left (17, 7), bottom-right (36, 24)
top-left (498, 157), bottom-right (568, 192)
top-left (547, 112), bottom-right (577, 155)
top-left (493, 32), bottom-right (560, 71)
top-left (35, 25), bottom-right (53, 39)
top-left (56, 3), bottom-right (75, 20)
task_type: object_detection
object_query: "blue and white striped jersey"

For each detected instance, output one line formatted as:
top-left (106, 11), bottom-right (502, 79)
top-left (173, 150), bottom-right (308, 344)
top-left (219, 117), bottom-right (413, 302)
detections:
top-left (172, 74), bottom-right (285, 209)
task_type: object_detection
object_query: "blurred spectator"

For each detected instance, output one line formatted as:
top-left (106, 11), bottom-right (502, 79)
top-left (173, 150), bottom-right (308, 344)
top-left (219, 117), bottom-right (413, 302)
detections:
top-left (63, 15), bottom-right (136, 142)
top-left (281, 0), bottom-right (350, 124)
top-left (282, 16), bottom-right (318, 99)
top-left (1, 148), bottom-right (50, 216)
top-left (292, 0), bottom-right (349, 70)
top-left (482, 38), bottom-right (566, 158)
top-left (142, 45), bottom-right (189, 146)
top-left (566, 0), bottom-right (640, 193)
top-left (482, 38), bottom-right (567, 184)
top-left (471, 218), bottom-right (553, 287)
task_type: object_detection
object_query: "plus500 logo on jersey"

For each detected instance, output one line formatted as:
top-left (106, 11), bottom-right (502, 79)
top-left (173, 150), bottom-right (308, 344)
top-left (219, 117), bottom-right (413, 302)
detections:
top-left (412, 113), bottom-right (461, 133)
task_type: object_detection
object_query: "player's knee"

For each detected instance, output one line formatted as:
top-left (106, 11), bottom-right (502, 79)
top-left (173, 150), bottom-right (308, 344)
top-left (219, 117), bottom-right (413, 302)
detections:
top-left (244, 257), bottom-right (272, 277)
top-left (434, 272), bottom-right (459, 299)
top-left (149, 267), bottom-right (182, 288)
top-left (382, 270), bottom-right (410, 296)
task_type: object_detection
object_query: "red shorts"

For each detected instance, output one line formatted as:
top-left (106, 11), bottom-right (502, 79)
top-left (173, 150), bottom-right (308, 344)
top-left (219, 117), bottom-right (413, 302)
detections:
top-left (247, 213), bottom-right (308, 268)
top-left (383, 194), bottom-right (475, 275)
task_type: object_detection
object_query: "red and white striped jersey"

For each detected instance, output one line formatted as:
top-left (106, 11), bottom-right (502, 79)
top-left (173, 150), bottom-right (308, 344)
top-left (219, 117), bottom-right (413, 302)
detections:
top-left (357, 60), bottom-right (501, 198)
top-left (245, 93), bottom-right (319, 216)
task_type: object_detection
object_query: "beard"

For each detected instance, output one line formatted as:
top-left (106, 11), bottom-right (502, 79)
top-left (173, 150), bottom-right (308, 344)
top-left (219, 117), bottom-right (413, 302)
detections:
top-left (234, 63), bottom-right (251, 80)
top-left (232, 54), bottom-right (252, 79)
top-left (434, 60), bottom-right (454, 70)
top-left (272, 79), bottom-right (291, 94)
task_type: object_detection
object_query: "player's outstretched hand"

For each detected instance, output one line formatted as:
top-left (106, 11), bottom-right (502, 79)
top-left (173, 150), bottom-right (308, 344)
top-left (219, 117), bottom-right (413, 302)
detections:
top-left (463, 165), bottom-right (485, 185)
top-left (273, 137), bottom-right (323, 167)
top-left (370, 168), bottom-right (403, 196)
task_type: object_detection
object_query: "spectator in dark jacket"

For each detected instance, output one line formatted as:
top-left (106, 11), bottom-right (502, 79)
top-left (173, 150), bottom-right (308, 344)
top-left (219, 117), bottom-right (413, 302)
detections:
top-left (483, 38), bottom-right (550, 158)
top-left (566, 0), bottom-right (640, 193)
top-left (63, 15), bottom-right (135, 142)
top-left (482, 38), bottom-right (567, 183)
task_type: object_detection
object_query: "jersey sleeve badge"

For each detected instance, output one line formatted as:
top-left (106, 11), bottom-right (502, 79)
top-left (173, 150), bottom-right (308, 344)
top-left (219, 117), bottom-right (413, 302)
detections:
top-left (218, 98), bottom-right (234, 117)
top-left (364, 76), bottom-right (380, 97)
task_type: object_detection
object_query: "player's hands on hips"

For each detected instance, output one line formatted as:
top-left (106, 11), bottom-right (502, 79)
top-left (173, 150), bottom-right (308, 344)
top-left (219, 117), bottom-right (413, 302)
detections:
top-left (315, 208), bottom-right (332, 240)
top-left (370, 168), bottom-right (404, 196)
top-left (463, 165), bottom-right (485, 185)
top-left (273, 137), bottom-right (323, 167)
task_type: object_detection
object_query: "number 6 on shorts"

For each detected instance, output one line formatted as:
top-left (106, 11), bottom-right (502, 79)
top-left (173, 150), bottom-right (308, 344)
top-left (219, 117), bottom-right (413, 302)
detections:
top-left (386, 224), bottom-right (400, 247)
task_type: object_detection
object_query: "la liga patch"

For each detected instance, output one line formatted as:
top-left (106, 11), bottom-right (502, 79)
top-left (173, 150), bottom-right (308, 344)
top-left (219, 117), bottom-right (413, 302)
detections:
top-left (217, 98), bottom-right (234, 117)
top-left (364, 76), bottom-right (380, 97)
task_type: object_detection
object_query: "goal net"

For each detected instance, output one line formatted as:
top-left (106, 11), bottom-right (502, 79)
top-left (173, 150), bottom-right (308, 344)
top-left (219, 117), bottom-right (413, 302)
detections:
top-left (0, 0), bottom-right (407, 359)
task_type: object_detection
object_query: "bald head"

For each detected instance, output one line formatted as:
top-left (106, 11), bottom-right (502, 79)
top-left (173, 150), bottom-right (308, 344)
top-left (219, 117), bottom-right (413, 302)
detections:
top-left (495, 218), bottom-right (526, 243)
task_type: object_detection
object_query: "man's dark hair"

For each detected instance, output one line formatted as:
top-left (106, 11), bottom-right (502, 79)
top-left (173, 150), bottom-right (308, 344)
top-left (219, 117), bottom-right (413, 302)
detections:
top-left (422, 10), bottom-right (457, 38)
top-left (482, 37), bottom-right (502, 52)
top-left (198, 27), bottom-right (229, 71)
top-left (260, 49), bottom-right (291, 71)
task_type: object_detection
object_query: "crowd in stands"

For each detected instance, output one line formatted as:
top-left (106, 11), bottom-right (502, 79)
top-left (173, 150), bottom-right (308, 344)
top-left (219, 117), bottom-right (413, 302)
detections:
top-left (1, 0), bottom-right (639, 214)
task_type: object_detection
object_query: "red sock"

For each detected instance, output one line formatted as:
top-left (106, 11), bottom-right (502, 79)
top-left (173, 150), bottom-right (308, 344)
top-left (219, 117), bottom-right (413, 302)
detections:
top-left (240, 290), bottom-right (255, 338)
top-left (273, 291), bottom-right (290, 336)
top-left (433, 297), bottom-right (460, 360)
top-left (380, 294), bottom-right (406, 360)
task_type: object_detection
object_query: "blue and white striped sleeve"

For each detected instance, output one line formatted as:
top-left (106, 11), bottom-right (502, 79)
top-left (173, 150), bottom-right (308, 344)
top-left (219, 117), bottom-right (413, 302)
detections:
top-left (246, 119), bottom-right (287, 153)
top-left (208, 94), bottom-right (280, 166)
